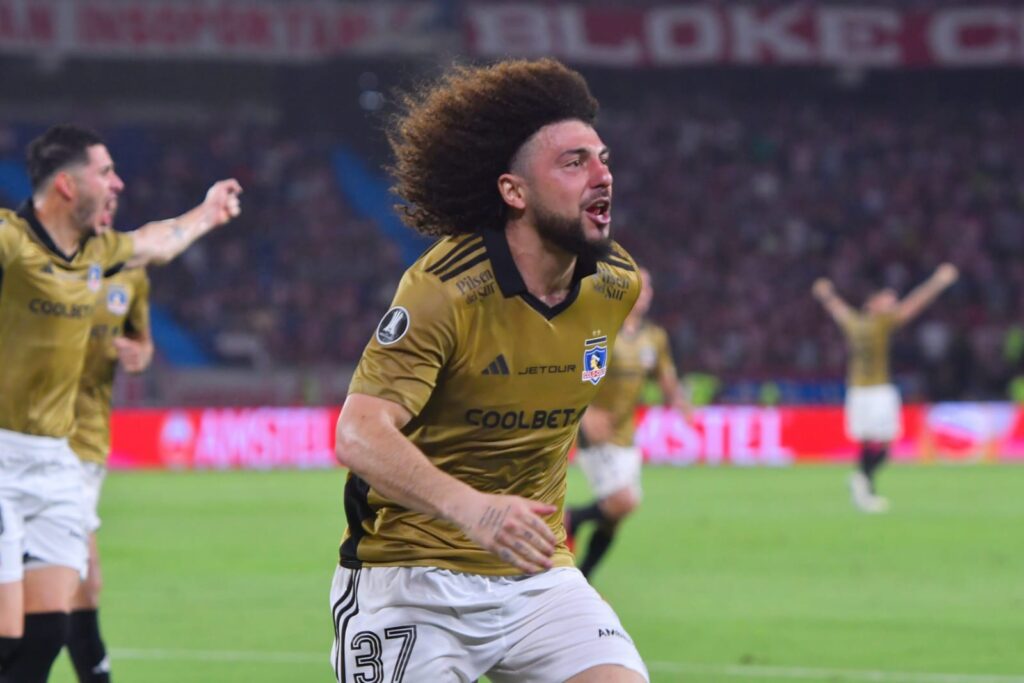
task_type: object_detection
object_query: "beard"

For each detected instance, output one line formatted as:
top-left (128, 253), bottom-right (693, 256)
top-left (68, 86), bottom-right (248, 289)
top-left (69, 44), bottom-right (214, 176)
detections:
top-left (72, 193), bottom-right (104, 235)
top-left (533, 203), bottom-right (613, 261)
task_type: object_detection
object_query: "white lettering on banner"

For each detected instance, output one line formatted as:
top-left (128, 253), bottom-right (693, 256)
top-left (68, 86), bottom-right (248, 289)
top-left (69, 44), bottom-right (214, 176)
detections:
top-left (467, 4), bottom-right (551, 57)
top-left (0, 0), bottom-right (439, 59)
top-left (818, 7), bottom-right (901, 66)
top-left (0, 0), bottom-right (55, 48)
top-left (645, 6), bottom-right (722, 64)
top-left (929, 8), bottom-right (1017, 65)
top-left (635, 406), bottom-right (793, 466)
top-left (465, 4), bottom-right (1024, 68)
top-left (731, 5), bottom-right (814, 63)
top-left (190, 408), bottom-right (335, 470)
top-left (558, 6), bottom-right (642, 65)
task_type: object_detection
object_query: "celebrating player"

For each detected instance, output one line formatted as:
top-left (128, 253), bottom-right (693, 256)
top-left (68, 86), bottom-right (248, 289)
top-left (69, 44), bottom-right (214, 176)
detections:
top-left (0, 124), bottom-right (241, 681)
top-left (64, 264), bottom-right (151, 683)
top-left (567, 266), bottom-right (687, 579)
top-left (813, 264), bottom-right (958, 512)
top-left (331, 59), bottom-right (648, 682)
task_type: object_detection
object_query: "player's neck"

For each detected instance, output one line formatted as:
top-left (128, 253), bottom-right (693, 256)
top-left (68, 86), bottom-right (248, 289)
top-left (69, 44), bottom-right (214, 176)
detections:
top-left (504, 222), bottom-right (576, 306)
top-left (622, 314), bottom-right (643, 334)
top-left (33, 196), bottom-right (84, 257)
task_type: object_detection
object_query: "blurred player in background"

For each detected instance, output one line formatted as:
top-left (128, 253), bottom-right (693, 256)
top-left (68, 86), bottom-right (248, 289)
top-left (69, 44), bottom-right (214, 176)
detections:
top-left (65, 266), bottom-right (152, 683)
top-left (0, 124), bottom-right (240, 682)
top-left (813, 263), bottom-right (958, 513)
top-left (566, 267), bottom-right (686, 579)
top-left (332, 59), bottom-right (648, 682)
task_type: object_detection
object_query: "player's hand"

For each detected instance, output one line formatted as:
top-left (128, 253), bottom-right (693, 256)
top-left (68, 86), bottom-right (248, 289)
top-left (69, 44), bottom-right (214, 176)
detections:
top-left (457, 493), bottom-right (558, 574)
top-left (812, 278), bottom-right (834, 300)
top-left (113, 336), bottom-right (153, 373)
top-left (673, 395), bottom-right (694, 421)
top-left (202, 179), bottom-right (243, 228)
top-left (935, 263), bottom-right (959, 286)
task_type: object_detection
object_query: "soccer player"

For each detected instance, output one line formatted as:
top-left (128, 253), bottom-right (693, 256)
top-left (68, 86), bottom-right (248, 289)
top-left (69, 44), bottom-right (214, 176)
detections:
top-left (331, 59), bottom-right (649, 682)
top-left (566, 267), bottom-right (686, 579)
top-left (0, 124), bottom-right (241, 681)
top-left (812, 264), bottom-right (958, 513)
top-left (66, 266), bottom-right (152, 683)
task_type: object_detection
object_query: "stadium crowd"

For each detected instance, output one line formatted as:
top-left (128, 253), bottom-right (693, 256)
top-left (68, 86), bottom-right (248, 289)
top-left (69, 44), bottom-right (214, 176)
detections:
top-left (2, 94), bottom-right (1022, 401)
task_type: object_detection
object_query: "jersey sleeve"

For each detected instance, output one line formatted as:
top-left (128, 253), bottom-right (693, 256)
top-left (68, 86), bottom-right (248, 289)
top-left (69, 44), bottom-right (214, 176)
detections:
top-left (0, 213), bottom-right (23, 268)
top-left (620, 249), bottom-right (642, 314)
top-left (348, 269), bottom-right (457, 417)
top-left (125, 269), bottom-right (151, 338)
top-left (95, 230), bottom-right (135, 269)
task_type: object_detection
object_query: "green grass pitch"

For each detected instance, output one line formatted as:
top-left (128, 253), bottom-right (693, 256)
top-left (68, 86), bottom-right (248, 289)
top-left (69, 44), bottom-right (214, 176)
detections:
top-left (48, 464), bottom-right (1024, 682)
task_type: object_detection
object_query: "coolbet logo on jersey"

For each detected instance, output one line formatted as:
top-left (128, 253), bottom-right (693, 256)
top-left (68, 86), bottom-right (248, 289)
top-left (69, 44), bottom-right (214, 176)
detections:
top-left (87, 264), bottom-right (102, 293)
top-left (375, 306), bottom-right (410, 345)
top-left (106, 285), bottom-right (129, 315)
top-left (582, 336), bottom-right (608, 385)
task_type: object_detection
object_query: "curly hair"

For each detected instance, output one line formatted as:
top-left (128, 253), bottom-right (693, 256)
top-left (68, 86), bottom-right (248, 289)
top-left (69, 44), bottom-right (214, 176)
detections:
top-left (388, 58), bottom-right (599, 237)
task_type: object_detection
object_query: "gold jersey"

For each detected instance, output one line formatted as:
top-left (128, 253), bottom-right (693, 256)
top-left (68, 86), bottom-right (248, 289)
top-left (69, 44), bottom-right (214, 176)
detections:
top-left (590, 321), bottom-right (676, 448)
top-left (840, 312), bottom-right (897, 387)
top-left (70, 267), bottom-right (151, 465)
top-left (0, 204), bottom-right (134, 438)
top-left (343, 229), bottom-right (641, 575)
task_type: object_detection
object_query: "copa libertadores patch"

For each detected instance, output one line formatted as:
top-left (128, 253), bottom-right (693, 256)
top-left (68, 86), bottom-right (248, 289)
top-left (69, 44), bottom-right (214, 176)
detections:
top-left (375, 306), bottom-right (410, 345)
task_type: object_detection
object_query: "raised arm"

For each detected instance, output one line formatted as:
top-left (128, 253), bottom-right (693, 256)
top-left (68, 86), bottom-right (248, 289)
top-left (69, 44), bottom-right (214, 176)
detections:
top-left (812, 278), bottom-right (856, 327)
top-left (894, 263), bottom-right (959, 326)
top-left (125, 179), bottom-right (242, 268)
top-left (335, 393), bottom-right (558, 574)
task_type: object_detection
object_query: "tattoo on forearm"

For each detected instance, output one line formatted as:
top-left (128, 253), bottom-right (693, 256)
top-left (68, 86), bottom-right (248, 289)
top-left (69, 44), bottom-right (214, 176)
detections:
top-left (171, 222), bottom-right (186, 241)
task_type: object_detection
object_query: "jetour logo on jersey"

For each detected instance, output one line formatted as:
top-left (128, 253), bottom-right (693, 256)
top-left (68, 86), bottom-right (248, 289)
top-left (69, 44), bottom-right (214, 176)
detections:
top-left (106, 285), bottom-right (129, 315)
top-left (87, 264), bottom-right (102, 292)
top-left (375, 306), bottom-right (410, 345)
top-left (581, 336), bottom-right (608, 385)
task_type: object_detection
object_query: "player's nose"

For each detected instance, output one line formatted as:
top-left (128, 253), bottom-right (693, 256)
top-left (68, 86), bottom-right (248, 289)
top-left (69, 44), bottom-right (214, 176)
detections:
top-left (588, 155), bottom-right (612, 189)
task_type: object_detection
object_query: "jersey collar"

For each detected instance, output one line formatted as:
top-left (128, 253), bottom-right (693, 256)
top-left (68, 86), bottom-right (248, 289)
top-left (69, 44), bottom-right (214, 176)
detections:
top-left (17, 200), bottom-right (90, 263)
top-left (482, 227), bottom-right (598, 320)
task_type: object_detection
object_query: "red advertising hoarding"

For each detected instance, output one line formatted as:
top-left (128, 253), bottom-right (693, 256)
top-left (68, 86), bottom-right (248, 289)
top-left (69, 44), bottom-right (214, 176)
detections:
top-left (466, 4), bottom-right (1024, 68)
top-left (109, 403), bottom-right (1024, 470)
top-left (0, 0), bottom-right (440, 60)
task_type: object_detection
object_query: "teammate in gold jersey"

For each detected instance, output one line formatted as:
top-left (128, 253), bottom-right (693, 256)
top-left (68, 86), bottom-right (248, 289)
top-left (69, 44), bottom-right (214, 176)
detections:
top-left (331, 59), bottom-right (649, 682)
top-left (566, 267), bottom-right (687, 579)
top-left (65, 267), bottom-right (151, 683)
top-left (813, 263), bottom-right (958, 513)
top-left (0, 124), bottom-right (240, 681)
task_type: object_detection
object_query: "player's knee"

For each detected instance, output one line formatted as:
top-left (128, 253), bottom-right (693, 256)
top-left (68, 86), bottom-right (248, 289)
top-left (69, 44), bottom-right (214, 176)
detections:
top-left (602, 489), bottom-right (639, 521)
top-left (0, 613), bottom-right (24, 639)
top-left (83, 575), bottom-right (102, 607)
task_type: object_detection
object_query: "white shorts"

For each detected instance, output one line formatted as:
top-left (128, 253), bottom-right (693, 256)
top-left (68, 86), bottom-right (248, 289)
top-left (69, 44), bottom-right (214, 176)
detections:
top-left (845, 384), bottom-right (902, 443)
top-left (79, 461), bottom-right (107, 533)
top-left (329, 565), bottom-right (649, 683)
top-left (576, 443), bottom-right (643, 500)
top-left (0, 428), bottom-right (88, 583)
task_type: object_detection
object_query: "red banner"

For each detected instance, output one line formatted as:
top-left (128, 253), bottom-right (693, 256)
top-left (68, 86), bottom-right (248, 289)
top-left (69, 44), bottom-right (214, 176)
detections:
top-left (109, 403), bottom-right (1024, 470)
top-left (0, 0), bottom-right (440, 60)
top-left (466, 4), bottom-right (1024, 68)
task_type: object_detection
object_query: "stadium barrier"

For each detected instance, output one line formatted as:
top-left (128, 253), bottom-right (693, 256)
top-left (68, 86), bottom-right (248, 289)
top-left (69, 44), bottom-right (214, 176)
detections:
top-left (108, 403), bottom-right (1024, 470)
